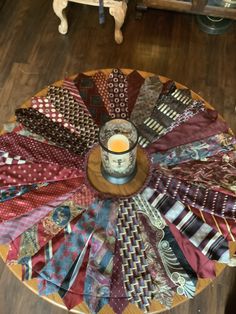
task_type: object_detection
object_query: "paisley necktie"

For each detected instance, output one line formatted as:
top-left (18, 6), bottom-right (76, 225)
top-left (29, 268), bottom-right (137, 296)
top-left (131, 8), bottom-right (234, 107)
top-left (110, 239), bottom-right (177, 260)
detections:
top-left (151, 133), bottom-right (236, 166)
top-left (130, 75), bottom-right (163, 126)
top-left (84, 199), bottom-right (118, 314)
top-left (0, 177), bottom-right (83, 222)
top-left (7, 201), bottom-right (84, 263)
top-left (156, 151), bottom-right (236, 196)
top-left (38, 206), bottom-right (96, 296)
top-left (0, 191), bottom-right (75, 244)
top-left (144, 188), bottom-right (230, 263)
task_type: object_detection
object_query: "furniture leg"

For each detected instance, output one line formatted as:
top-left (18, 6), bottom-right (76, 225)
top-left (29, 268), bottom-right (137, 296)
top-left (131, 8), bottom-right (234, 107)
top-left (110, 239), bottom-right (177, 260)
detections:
top-left (109, 1), bottom-right (127, 44)
top-left (53, 0), bottom-right (69, 34)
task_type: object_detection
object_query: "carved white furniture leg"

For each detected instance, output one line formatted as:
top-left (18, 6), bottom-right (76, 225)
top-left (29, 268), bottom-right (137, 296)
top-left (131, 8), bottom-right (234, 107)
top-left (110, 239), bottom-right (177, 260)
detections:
top-left (53, 0), bottom-right (69, 35)
top-left (109, 1), bottom-right (127, 44)
top-left (52, 0), bottom-right (128, 44)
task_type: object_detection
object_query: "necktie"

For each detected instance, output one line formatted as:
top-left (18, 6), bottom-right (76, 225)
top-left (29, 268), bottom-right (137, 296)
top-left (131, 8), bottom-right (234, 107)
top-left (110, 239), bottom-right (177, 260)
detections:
top-left (165, 218), bottom-right (216, 278)
top-left (138, 87), bottom-right (203, 147)
top-left (74, 73), bottom-right (110, 125)
top-left (92, 71), bottom-right (111, 113)
top-left (133, 194), bottom-right (196, 303)
top-left (0, 132), bottom-right (84, 169)
top-left (144, 188), bottom-right (230, 263)
top-left (155, 151), bottom-right (236, 196)
top-left (116, 198), bottom-right (153, 312)
top-left (191, 206), bottom-right (236, 242)
top-left (0, 191), bottom-right (75, 244)
top-left (0, 184), bottom-right (40, 203)
top-left (59, 243), bottom-right (91, 310)
top-left (31, 96), bottom-right (77, 134)
top-left (22, 217), bottom-right (80, 281)
top-left (0, 150), bottom-right (26, 165)
top-left (147, 109), bottom-right (229, 153)
top-left (109, 239), bottom-right (129, 314)
top-left (47, 85), bottom-right (99, 149)
top-left (0, 177), bottom-right (83, 222)
top-left (130, 75), bottom-right (163, 126)
top-left (7, 200), bottom-right (84, 263)
top-left (107, 69), bottom-right (129, 119)
top-left (151, 133), bottom-right (236, 166)
top-left (63, 79), bottom-right (89, 105)
top-left (15, 108), bottom-right (89, 156)
top-left (0, 162), bottom-right (82, 188)
top-left (38, 206), bottom-right (96, 296)
top-left (84, 199), bottom-right (118, 314)
top-left (126, 70), bottom-right (145, 116)
top-left (150, 170), bottom-right (236, 220)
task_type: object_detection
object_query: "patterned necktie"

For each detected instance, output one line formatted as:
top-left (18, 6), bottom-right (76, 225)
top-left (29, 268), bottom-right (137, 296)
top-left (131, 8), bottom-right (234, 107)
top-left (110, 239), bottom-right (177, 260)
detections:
top-left (138, 87), bottom-right (201, 147)
top-left (38, 206), bottom-right (96, 296)
top-left (0, 191), bottom-right (75, 245)
top-left (0, 184), bottom-right (40, 203)
top-left (0, 150), bottom-right (26, 165)
top-left (126, 70), bottom-right (145, 116)
top-left (191, 206), bottom-right (236, 243)
top-left (133, 194), bottom-right (196, 303)
top-left (151, 133), bottom-right (236, 166)
top-left (47, 85), bottom-right (99, 149)
top-left (156, 151), bottom-right (236, 196)
top-left (107, 68), bottom-right (129, 119)
top-left (147, 109), bottom-right (229, 153)
top-left (109, 239), bottom-right (129, 314)
top-left (31, 96), bottom-right (77, 134)
top-left (92, 71), bottom-right (111, 113)
top-left (84, 199), bottom-right (118, 314)
top-left (150, 170), bottom-right (236, 220)
top-left (130, 75), bottom-right (163, 126)
top-left (59, 243), bottom-right (91, 310)
top-left (0, 177), bottom-right (83, 222)
top-left (0, 162), bottom-right (82, 188)
top-left (0, 132), bottom-right (84, 169)
top-left (116, 198), bottom-right (153, 312)
top-left (7, 200), bottom-right (84, 263)
top-left (15, 108), bottom-right (89, 156)
top-left (74, 73), bottom-right (110, 125)
top-left (144, 187), bottom-right (230, 263)
top-left (22, 216), bottom-right (80, 281)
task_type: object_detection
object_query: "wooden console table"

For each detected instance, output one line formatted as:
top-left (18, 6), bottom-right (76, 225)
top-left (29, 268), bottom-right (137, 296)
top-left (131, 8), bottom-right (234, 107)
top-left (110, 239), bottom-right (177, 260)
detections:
top-left (53, 0), bottom-right (127, 44)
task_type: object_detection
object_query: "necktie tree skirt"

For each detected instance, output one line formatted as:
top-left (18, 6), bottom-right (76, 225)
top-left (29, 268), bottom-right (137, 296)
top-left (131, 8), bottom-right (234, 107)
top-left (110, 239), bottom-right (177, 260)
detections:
top-left (0, 69), bottom-right (236, 314)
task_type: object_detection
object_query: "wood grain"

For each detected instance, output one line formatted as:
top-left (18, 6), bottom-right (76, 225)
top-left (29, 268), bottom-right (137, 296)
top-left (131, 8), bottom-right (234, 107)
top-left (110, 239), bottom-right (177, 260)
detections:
top-left (0, 0), bottom-right (236, 314)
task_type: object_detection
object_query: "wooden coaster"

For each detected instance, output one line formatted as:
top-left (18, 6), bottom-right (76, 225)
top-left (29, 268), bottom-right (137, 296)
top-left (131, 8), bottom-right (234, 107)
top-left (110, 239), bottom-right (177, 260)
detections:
top-left (86, 145), bottom-right (151, 197)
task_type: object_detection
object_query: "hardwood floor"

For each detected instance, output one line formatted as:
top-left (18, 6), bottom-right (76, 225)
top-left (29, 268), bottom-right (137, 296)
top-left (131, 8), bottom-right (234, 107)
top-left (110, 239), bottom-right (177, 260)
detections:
top-left (0, 0), bottom-right (236, 313)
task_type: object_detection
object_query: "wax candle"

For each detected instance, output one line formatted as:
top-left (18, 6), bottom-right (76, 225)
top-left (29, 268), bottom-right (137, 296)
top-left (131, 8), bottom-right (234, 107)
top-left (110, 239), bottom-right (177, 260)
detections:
top-left (107, 134), bottom-right (129, 152)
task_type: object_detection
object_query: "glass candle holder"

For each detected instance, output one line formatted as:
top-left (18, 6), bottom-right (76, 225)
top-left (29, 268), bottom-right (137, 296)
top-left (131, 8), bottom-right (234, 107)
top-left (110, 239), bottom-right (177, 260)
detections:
top-left (98, 119), bottom-right (138, 185)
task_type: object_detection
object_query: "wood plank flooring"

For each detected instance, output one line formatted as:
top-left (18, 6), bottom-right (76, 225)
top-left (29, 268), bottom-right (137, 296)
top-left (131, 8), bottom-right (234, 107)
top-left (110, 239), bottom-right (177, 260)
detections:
top-left (0, 0), bottom-right (236, 313)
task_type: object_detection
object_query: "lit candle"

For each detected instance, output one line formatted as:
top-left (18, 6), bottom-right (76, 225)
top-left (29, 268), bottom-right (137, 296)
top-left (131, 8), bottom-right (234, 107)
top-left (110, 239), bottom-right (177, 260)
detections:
top-left (107, 134), bottom-right (130, 173)
top-left (107, 134), bottom-right (129, 152)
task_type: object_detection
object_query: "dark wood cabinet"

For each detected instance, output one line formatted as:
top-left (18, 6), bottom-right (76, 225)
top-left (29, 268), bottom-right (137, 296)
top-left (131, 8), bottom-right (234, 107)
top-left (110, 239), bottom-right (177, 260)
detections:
top-left (136, 0), bottom-right (236, 20)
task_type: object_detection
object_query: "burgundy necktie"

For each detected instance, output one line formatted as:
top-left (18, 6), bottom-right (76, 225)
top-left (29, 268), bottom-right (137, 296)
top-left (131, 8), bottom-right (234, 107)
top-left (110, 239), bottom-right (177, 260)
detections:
top-left (126, 70), bottom-right (145, 116)
top-left (74, 72), bottom-right (110, 125)
top-left (107, 68), bottom-right (129, 119)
